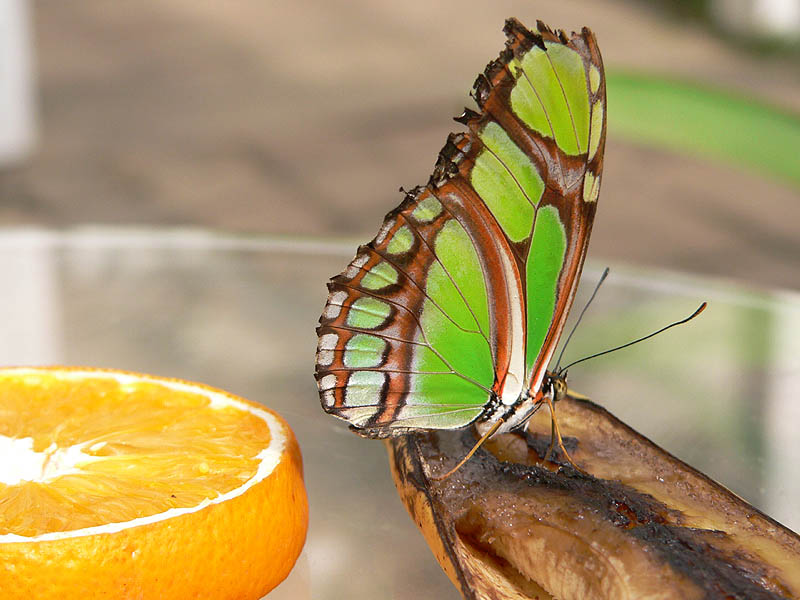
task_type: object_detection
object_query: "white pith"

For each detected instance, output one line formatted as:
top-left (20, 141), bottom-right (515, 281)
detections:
top-left (0, 367), bottom-right (286, 544)
top-left (0, 435), bottom-right (103, 486)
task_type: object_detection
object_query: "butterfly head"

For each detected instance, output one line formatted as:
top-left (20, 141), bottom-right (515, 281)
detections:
top-left (544, 371), bottom-right (569, 404)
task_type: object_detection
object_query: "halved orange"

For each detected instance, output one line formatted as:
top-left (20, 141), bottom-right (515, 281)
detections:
top-left (0, 367), bottom-right (308, 599)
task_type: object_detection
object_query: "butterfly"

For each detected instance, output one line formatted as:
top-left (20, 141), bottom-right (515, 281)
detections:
top-left (315, 18), bottom-right (606, 468)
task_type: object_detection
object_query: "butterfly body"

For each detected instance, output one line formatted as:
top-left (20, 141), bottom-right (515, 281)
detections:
top-left (316, 19), bottom-right (606, 444)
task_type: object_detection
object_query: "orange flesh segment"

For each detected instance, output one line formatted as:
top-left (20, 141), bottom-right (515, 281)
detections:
top-left (0, 374), bottom-right (270, 537)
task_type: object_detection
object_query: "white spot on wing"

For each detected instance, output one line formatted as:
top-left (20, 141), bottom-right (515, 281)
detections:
top-left (316, 349), bottom-right (334, 366)
top-left (319, 375), bottom-right (338, 407)
top-left (318, 333), bottom-right (338, 351)
top-left (375, 219), bottom-right (395, 245)
top-left (316, 333), bottom-right (339, 366)
top-left (344, 253), bottom-right (369, 279)
top-left (319, 374), bottom-right (337, 391)
top-left (323, 304), bottom-right (341, 320)
top-left (354, 253), bottom-right (369, 268)
top-left (323, 289), bottom-right (348, 319)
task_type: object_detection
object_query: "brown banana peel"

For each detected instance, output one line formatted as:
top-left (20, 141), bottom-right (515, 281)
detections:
top-left (386, 394), bottom-right (800, 600)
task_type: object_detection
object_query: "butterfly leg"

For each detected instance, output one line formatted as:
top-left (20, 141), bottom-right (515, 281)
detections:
top-left (542, 394), bottom-right (586, 474)
top-left (543, 409), bottom-right (557, 462)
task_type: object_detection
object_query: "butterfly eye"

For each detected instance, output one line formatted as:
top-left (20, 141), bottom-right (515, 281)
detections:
top-left (553, 378), bottom-right (568, 402)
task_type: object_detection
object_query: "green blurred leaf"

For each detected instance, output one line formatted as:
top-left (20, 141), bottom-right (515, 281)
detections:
top-left (607, 71), bottom-right (800, 189)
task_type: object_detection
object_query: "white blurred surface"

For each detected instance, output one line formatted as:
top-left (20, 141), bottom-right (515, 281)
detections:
top-left (713, 0), bottom-right (800, 36)
top-left (0, 0), bottom-right (35, 164)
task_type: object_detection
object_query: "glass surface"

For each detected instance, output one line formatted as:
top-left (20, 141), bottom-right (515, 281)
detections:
top-left (1, 228), bottom-right (798, 599)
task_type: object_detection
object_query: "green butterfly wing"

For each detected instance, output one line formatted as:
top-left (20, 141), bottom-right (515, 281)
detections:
top-left (316, 18), bottom-right (606, 437)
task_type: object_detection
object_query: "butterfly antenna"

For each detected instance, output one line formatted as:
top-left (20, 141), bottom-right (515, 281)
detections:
top-left (431, 417), bottom-right (505, 481)
top-left (559, 302), bottom-right (708, 373)
top-left (554, 267), bottom-right (610, 372)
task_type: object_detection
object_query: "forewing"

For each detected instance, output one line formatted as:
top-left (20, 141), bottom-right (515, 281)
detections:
top-left (464, 19), bottom-right (607, 393)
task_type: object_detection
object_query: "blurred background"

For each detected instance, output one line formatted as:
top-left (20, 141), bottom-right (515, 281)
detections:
top-left (0, 2), bottom-right (799, 597)
top-left (0, 0), bottom-right (798, 289)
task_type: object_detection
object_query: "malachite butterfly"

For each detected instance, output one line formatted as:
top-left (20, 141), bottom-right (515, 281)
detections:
top-left (315, 18), bottom-right (606, 444)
